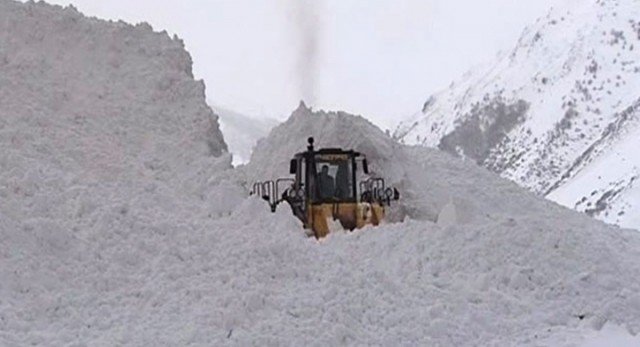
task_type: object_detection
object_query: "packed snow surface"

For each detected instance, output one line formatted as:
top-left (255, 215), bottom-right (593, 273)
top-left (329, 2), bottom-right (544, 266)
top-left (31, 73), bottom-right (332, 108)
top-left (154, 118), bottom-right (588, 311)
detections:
top-left (395, 0), bottom-right (640, 230)
top-left (2, 1), bottom-right (640, 346)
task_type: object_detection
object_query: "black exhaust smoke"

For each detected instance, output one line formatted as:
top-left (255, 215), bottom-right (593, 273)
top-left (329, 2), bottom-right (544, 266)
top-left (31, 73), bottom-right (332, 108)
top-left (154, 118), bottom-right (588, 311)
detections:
top-left (288, 0), bottom-right (322, 106)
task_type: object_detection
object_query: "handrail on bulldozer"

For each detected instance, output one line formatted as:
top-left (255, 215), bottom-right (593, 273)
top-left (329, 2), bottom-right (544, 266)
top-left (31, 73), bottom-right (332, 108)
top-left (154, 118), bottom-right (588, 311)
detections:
top-left (251, 178), bottom-right (295, 212)
top-left (359, 177), bottom-right (399, 206)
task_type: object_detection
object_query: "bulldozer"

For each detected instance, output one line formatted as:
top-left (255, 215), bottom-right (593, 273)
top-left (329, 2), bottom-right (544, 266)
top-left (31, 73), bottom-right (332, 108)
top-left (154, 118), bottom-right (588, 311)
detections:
top-left (252, 137), bottom-right (399, 238)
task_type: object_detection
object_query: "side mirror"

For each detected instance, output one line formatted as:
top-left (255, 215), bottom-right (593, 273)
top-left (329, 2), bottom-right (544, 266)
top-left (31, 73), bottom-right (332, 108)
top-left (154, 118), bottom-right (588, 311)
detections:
top-left (289, 159), bottom-right (297, 174)
top-left (363, 159), bottom-right (369, 174)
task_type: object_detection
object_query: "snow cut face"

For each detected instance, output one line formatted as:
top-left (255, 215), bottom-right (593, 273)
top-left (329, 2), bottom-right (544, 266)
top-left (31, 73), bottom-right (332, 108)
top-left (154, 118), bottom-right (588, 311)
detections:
top-left (0, 2), bottom-right (231, 344)
top-left (0, 0), bottom-right (227, 188)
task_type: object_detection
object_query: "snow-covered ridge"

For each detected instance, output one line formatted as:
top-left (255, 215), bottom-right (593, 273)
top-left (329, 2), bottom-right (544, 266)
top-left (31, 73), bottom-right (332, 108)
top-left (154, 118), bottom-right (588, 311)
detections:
top-left (395, 0), bottom-right (640, 230)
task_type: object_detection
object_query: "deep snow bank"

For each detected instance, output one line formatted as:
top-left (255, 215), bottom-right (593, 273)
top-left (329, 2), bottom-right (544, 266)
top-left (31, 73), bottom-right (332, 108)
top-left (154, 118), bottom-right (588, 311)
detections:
top-left (0, 0), bottom-right (227, 182)
top-left (246, 101), bottom-right (404, 182)
top-left (0, 2), bottom-right (233, 344)
top-left (246, 103), bottom-right (604, 225)
top-left (3, 89), bottom-right (640, 345)
top-left (240, 104), bottom-right (640, 345)
top-left (0, 0), bottom-right (228, 220)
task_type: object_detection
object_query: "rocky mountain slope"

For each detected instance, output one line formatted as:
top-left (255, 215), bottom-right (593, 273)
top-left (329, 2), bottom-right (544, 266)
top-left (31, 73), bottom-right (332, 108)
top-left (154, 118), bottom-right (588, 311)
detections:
top-left (395, 0), bottom-right (640, 230)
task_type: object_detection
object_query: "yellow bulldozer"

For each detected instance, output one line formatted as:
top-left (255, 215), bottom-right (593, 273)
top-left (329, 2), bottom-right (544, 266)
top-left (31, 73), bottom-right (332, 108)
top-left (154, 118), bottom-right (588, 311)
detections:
top-left (252, 137), bottom-right (399, 238)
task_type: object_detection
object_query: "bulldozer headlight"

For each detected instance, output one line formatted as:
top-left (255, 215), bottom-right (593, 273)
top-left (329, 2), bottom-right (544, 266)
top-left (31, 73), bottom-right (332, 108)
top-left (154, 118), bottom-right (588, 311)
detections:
top-left (287, 188), bottom-right (305, 199)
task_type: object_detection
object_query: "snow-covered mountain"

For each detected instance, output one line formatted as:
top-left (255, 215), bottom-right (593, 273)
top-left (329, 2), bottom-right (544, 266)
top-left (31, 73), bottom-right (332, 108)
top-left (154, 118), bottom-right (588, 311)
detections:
top-left (395, 0), bottom-right (640, 230)
top-left (213, 105), bottom-right (279, 165)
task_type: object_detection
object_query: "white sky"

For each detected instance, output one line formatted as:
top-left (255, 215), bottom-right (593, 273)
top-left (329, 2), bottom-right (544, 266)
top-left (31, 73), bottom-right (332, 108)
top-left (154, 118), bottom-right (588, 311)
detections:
top-left (39, 0), bottom-right (568, 130)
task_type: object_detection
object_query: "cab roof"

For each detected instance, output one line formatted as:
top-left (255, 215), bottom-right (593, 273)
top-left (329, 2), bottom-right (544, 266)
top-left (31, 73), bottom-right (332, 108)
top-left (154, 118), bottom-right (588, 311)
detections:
top-left (293, 147), bottom-right (362, 158)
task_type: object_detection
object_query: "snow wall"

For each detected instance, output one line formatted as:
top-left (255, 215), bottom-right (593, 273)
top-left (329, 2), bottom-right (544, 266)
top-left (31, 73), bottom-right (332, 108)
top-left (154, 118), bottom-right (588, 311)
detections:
top-left (0, 0), bottom-right (229, 221)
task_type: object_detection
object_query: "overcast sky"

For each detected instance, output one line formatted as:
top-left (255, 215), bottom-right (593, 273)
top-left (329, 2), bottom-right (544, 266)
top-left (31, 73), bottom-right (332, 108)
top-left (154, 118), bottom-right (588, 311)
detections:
top-left (41, 0), bottom-right (570, 129)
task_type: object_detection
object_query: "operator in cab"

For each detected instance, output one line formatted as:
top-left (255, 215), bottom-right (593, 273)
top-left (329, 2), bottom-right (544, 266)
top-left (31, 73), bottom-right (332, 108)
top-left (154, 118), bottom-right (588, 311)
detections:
top-left (318, 165), bottom-right (335, 199)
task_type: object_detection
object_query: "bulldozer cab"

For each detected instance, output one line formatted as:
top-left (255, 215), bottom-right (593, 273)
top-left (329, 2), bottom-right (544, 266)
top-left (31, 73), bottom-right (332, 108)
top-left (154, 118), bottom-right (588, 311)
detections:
top-left (290, 149), bottom-right (361, 204)
top-left (252, 137), bottom-right (398, 239)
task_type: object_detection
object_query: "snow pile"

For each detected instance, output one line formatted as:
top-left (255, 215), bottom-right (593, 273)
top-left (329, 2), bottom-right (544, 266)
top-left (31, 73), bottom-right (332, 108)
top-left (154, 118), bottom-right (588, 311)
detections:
top-left (241, 106), bottom-right (640, 345)
top-left (213, 104), bottom-right (279, 166)
top-left (0, 1), bottom-right (231, 344)
top-left (246, 101), bottom-right (405, 183)
top-left (3, 81), bottom-right (640, 345)
top-left (395, 0), bottom-right (640, 230)
top-left (61, 194), bottom-right (637, 346)
top-left (0, 0), bottom-right (228, 218)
